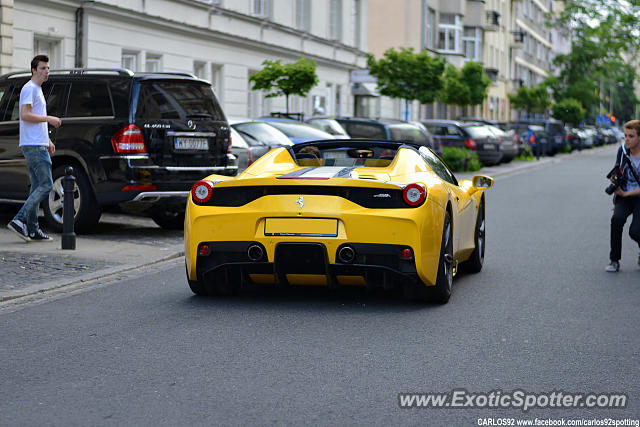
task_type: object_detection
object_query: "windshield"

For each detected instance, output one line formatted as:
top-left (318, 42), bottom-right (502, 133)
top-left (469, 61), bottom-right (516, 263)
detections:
top-left (462, 125), bottom-right (495, 139)
top-left (388, 124), bottom-right (430, 143)
top-left (135, 80), bottom-right (225, 120)
top-left (266, 121), bottom-right (334, 140)
top-left (232, 122), bottom-right (293, 146)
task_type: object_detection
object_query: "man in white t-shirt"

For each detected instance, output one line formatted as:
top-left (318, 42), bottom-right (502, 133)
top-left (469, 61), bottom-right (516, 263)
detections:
top-left (6, 55), bottom-right (62, 242)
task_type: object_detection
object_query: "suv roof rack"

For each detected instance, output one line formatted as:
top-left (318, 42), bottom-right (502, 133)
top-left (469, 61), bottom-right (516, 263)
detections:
top-left (2, 68), bottom-right (135, 79)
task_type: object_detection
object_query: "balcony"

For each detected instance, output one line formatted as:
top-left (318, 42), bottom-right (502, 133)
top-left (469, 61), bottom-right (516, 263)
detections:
top-left (510, 30), bottom-right (525, 49)
top-left (484, 10), bottom-right (500, 31)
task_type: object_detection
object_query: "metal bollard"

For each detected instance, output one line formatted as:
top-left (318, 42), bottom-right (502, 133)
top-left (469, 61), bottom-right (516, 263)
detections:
top-left (61, 166), bottom-right (76, 250)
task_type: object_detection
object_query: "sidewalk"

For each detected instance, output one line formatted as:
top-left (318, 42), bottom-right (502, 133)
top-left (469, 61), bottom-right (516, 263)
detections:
top-left (0, 213), bottom-right (184, 302)
top-left (0, 146), bottom-right (613, 302)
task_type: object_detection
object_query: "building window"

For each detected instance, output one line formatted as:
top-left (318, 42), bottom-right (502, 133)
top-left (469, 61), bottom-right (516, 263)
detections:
top-left (462, 27), bottom-right (482, 61)
top-left (438, 13), bottom-right (462, 53)
top-left (34, 37), bottom-right (62, 68)
top-left (353, 0), bottom-right (362, 49)
top-left (427, 8), bottom-right (435, 50)
top-left (296, 0), bottom-right (311, 31)
top-left (252, 0), bottom-right (272, 17)
top-left (145, 54), bottom-right (162, 72)
top-left (329, 0), bottom-right (343, 41)
top-left (194, 61), bottom-right (207, 80)
top-left (122, 51), bottom-right (138, 71)
top-left (211, 64), bottom-right (223, 102)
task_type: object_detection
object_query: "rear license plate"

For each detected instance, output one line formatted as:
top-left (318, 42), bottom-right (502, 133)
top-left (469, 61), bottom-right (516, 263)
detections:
top-left (265, 218), bottom-right (338, 237)
top-left (555, 136), bottom-right (562, 143)
top-left (484, 144), bottom-right (495, 150)
top-left (174, 137), bottom-right (209, 150)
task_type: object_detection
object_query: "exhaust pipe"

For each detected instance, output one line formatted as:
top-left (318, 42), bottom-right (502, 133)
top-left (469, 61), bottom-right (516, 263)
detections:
top-left (247, 244), bottom-right (264, 262)
top-left (338, 246), bottom-right (356, 263)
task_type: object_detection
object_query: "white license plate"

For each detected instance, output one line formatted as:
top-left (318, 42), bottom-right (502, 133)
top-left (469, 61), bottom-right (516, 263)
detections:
top-left (174, 137), bottom-right (209, 150)
top-left (555, 136), bottom-right (562, 143)
top-left (484, 144), bottom-right (495, 150)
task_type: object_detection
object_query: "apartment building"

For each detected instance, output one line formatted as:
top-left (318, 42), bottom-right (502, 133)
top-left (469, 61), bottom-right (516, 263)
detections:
top-left (0, 0), bottom-right (369, 118)
top-left (366, 0), bottom-right (562, 121)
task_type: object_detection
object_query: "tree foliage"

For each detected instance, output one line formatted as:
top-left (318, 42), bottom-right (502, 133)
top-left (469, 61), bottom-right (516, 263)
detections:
top-left (551, 98), bottom-right (586, 126)
top-left (508, 85), bottom-right (551, 116)
top-left (439, 61), bottom-right (491, 108)
top-left (249, 58), bottom-right (319, 113)
top-left (366, 47), bottom-right (446, 108)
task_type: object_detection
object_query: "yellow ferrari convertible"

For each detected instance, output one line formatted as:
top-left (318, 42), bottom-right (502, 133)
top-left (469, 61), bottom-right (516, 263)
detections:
top-left (184, 140), bottom-right (493, 303)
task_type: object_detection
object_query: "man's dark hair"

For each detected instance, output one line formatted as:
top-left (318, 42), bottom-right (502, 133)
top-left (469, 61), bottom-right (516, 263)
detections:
top-left (30, 55), bottom-right (49, 73)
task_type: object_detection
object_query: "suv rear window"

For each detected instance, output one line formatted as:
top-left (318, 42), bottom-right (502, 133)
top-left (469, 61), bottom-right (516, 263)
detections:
top-left (136, 80), bottom-right (225, 120)
top-left (463, 125), bottom-right (495, 139)
top-left (341, 122), bottom-right (386, 139)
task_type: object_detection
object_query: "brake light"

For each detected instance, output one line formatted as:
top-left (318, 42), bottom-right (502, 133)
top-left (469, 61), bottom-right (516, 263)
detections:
top-left (112, 124), bottom-right (147, 153)
top-left (247, 149), bottom-right (254, 166)
top-left (191, 180), bottom-right (213, 204)
top-left (529, 134), bottom-right (536, 144)
top-left (464, 138), bottom-right (477, 149)
top-left (121, 184), bottom-right (157, 191)
top-left (227, 138), bottom-right (232, 154)
top-left (402, 183), bottom-right (426, 207)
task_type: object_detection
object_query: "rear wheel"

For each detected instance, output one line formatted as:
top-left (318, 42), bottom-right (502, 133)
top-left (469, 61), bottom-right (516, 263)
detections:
top-left (43, 165), bottom-right (101, 234)
top-left (420, 211), bottom-right (453, 304)
top-left (151, 210), bottom-right (185, 230)
top-left (462, 199), bottom-right (485, 273)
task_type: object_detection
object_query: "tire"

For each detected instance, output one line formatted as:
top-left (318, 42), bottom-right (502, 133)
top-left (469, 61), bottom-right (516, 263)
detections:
top-left (151, 210), bottom-right (185, 230)
top-left (186, 265), bottom-right (210, 296)
top-left (43, 165), bottom-right (101, 234)
top-left (462, 199), bottom-right (485, 273)
top-left (420, 211), bottom-right (453, 304)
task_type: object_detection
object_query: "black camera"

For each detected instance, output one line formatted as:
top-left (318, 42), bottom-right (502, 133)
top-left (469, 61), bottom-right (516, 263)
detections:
top-left (605, 166), bottom-right (625, 195)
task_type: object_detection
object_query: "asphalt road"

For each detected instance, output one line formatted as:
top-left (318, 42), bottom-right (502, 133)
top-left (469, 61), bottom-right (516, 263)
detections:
top-left (1, 146), bottom-right (639, 426)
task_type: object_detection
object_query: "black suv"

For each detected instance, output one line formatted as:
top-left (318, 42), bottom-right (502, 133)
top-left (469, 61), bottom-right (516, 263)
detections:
top-left (0, 68), bottom-right (233, 232)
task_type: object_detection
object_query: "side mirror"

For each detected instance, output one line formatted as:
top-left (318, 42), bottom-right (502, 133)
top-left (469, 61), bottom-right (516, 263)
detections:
top-left (472, 175), bottom-right (494, 190)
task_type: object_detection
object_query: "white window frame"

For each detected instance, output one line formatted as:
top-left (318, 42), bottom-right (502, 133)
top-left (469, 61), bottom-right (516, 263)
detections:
top-left (438, 14), bottom-right (462, 53)
top-left (145, 54), bottom-right (162, 72)
top-left (34, 36), bottom-right (63, 68)
top-left (296, 0), bottom-right (311, 32)
top-left (329, 0), bottom-right (343, 41)
top-left (252, 0), bottom-right (272, 18)
top-left (462, 26), bottom-right (482, 61)
top-left (122, 51), bottom-right (138, 72)
top-left (194, 61), bottom-right (207, 80)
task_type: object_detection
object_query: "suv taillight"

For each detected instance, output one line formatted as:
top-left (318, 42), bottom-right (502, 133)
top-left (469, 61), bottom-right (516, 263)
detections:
top-left (464, 138), bottom-right (477, 149)
top-left (112, 124), bottom-right (147, 154)
top-left (227, 138), bottom-right (232, 154)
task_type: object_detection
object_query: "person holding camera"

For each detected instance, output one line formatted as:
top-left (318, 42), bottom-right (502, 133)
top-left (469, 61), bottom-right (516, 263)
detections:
top-left (606, 120), bottom-right (640, 272)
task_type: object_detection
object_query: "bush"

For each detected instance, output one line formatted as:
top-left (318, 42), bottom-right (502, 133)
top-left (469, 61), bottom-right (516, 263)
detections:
top-left (563, 143), bottom-right (573, 154)
top-left (441, 146), bottom-right (483, 172)
top-left (515, 145), bottom-right (534, 161)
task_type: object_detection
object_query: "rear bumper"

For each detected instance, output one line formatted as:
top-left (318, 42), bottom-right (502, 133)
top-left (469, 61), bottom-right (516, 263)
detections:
top-left (477, 150), bottom-right (503, 165)
top-left (194, 241), bottom-right (420, 290)
top-left (95, 155), bottom-right (236, 205)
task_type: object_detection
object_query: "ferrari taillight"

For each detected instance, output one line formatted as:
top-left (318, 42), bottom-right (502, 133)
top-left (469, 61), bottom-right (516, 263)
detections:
top-left (402, 183), bottom-right (426, 207)
top-left (191, 180), bottom-right (213, 204)
top-left (465, 138), bottom-right (477, 149)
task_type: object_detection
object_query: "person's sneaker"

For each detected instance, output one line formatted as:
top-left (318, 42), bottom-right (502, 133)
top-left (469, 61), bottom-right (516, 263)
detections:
top-left (29, 228), bottom-right (54, 242)
top-left (605, 260), bottom-right (620, 272)
top-left (7, 219), bottom-right (31, 242)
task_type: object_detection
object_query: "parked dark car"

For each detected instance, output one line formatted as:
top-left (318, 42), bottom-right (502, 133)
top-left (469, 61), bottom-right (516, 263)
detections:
top-left (305, 117), bottom-right (350, 138)
top-left (484, 124), bottom-right (518, 163)
top-left (421, 119), bottom-right (502, 165)
top-left (312, 117), bottom-right (440, 154)
top-left (0, 68), bottom-right (234, 232)
top-left (254, 117), bottom-right (334, 143)
top-left (509, 119), bottom-right (567, 155)
top-left (458, 117), bottom-right (508, 131)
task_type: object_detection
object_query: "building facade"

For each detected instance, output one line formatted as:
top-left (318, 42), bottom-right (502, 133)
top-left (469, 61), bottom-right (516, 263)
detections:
top-left (2, 0), bottom-right (369, 119)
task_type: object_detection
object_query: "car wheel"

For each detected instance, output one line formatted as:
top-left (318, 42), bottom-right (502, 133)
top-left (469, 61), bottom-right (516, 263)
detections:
top-left (422, 211), bottom-right (453, 304)
top-left (185, 265), bottom-right (210, 296)
top-left (462, 199), bottom-right (485, 273)
top-left (43, 165), bottom-right (101, 234)
top-left (151, 210), bottom-right (185, 230)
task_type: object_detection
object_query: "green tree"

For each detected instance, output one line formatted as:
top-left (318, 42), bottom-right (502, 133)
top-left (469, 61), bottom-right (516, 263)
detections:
top-left (367, 47), bottom-right (445, 119)
top-left (551, 98), bottom-right (585, 126)
top-left (439, 61), bottom-right (491, 115)
top-left (508, 84), bottom-right (550, 118)
top-left (248, 58), bottom-right (319, 114)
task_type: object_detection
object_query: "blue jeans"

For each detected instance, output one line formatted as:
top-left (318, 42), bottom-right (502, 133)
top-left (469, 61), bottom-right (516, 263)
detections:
top-left (13, 145), bottom-right (53, 234)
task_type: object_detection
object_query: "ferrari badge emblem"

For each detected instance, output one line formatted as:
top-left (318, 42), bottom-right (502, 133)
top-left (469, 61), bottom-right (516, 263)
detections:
top-left (296, 196), bottom-right (304, 209)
